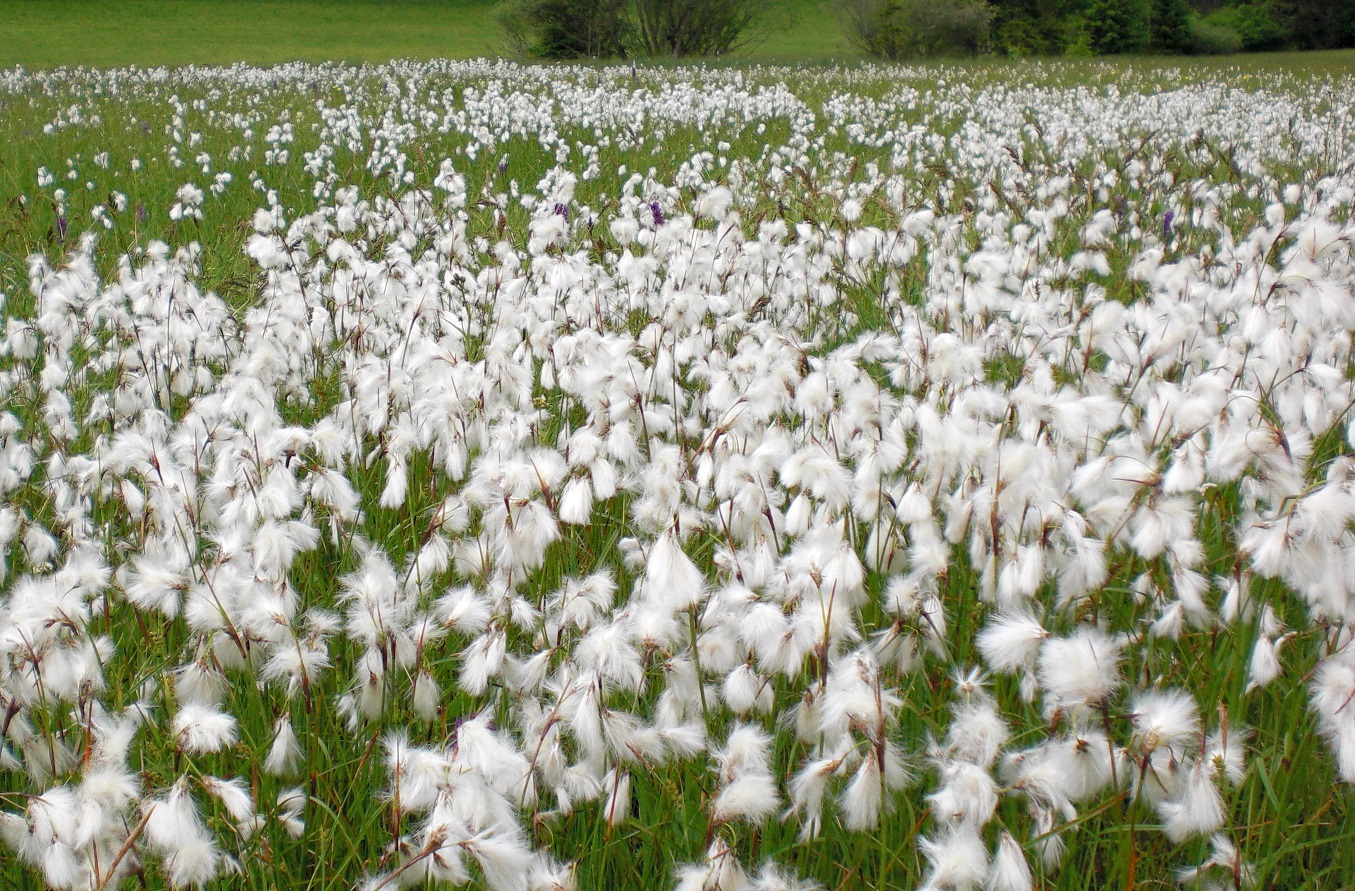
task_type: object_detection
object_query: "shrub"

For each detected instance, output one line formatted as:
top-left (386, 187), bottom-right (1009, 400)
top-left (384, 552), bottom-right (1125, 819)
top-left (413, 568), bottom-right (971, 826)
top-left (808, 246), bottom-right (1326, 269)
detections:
top-left (991, 18), bottom-right (1072, 57)
top-left (1204, 1), bottom-right (1288, 52)
top-left (837, 0), bottom-right (994, 59)
top-left (499, 0), bottom-right (629, 59)
top-left (1148, 0), bottom-right (1193, 53)
top-left (1081, 0), bottom-right (1149, 55)
top-left (501, 0), bottom-right (786, 60)
top-left (1186, 15), bottom-right (1244, 54)
top-left (631, 0), bottom-right (779, 57)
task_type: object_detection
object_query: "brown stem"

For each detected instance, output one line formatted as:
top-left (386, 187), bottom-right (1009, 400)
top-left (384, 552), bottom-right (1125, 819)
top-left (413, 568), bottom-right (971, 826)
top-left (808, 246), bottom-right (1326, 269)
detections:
top-left (94, 806), bottom-right (155, 891)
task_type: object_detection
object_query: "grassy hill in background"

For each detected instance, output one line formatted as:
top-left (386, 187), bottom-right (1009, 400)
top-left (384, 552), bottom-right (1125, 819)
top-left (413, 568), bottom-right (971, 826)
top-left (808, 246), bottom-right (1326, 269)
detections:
top-left (1, 0), bottom-right (506, 69)
top-left (0, 0), bottom-right (857, 69)
top-left (3, 0), bottom-right (1352, 72)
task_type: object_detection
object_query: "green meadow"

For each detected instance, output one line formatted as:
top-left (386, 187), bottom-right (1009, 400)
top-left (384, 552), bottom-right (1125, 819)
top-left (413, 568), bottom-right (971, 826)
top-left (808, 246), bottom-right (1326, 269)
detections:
top-left (0, 0), bottom-right (857, 69)
top-left (3, 6), bottom-right (1355, 891)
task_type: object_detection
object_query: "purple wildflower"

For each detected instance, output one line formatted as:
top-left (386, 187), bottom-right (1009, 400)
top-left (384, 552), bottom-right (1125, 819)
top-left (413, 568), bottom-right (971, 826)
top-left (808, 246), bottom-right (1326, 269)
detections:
top-left (649, 201), bottom-right (664, 227)
top-left (56, 215), bottom-right (68, 241)
top-left (1163, 210), bottom-right (1175, 240)
top-left (553, 202), bottom-right (569, 221)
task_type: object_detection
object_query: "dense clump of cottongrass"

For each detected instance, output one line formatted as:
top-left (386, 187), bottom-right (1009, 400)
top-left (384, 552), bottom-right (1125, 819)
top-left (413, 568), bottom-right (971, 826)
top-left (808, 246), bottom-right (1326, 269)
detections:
top-left (1, 58), bottom-right (1354, 890)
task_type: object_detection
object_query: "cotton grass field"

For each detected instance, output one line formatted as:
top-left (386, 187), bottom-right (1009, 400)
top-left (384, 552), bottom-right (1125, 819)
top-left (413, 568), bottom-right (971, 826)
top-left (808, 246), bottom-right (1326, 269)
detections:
top-left (2, 55), bottom-right (1355, 891)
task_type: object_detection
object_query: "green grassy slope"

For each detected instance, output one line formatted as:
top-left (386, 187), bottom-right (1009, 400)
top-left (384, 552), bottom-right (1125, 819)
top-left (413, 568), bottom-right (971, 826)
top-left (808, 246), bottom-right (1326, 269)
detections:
top-left (6, 0), bottom-right (1355, 72)
top-left (0, 0), bottom-right (505, 69)
top-left (0, 0), bottom-right (858, 70)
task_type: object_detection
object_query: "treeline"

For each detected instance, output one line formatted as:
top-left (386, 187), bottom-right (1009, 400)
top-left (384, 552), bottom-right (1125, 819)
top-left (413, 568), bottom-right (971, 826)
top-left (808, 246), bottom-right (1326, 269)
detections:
top-left (501, 0), bottom-right (1355, 60)
top-left (973, 0), bottom-right (1355, 57)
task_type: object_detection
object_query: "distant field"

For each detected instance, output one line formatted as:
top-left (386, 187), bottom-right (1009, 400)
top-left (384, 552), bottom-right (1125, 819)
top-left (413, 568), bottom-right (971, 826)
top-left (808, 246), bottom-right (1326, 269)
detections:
top-left (5, 0), bottom-right (1355, 72)
top-left (0, 0), bottom-right (504, 69)
top-left (0, 0), bottom-right (858, 69)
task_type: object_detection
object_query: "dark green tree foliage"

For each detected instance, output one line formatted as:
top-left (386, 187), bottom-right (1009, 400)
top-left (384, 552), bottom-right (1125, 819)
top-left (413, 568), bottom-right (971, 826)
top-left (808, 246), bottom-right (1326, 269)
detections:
top-left (499, 0), bottom-right (628, 59)
top-left (986, 0), bottom-right (1083, 55)
top-left (631, 0), bottom-right (770, 57)
top-left (502, 0), bottom-right (790, 59)
top-left (1203, 1), bottom-right (1288, 50)
top-left (1278, 0), bottom-right (1355, 49)
top-left (502, 0), bottom-right (1355, 60)
top-left (837, 0), bottom-right (993, 58)
top-left (1149, 0), bottom-right (1193, 51)
top-left (1185, 15), bottom-right (1244, 53)
top-left (1082, 0), bottom-right (1150, 53)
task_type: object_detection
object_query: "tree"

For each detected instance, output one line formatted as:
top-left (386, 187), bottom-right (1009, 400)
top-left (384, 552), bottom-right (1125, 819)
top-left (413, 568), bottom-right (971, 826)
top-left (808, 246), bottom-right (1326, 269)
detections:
top-left (632, 0), bottom-right (778, 57)
top-left (1149, 0), bottom-right (1193, 51)
top-left (1203, 1), bottom-right (1288, 51)
top-left (836, 0), bottom-right (994, 59)
top-left (499, 0), bottom-right (629, 59)
top-left (986, 0), bottom-right (1082, 56)
top-left (501, 0), bottom-right (788, 60)
top-left (1082, 0), bottom-right (1150, 53)
top-left (1277, 0), bottom-right (1355, 49)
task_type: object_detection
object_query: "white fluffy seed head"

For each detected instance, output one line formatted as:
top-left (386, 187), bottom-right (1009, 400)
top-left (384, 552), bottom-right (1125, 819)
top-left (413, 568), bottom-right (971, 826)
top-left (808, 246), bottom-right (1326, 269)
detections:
top-left (918, 823), bottom-right (988, 891)
top-left (976, 610), bottom-right (1048, 674)
top-left (171, 703), bottom-right (238, 755)
top-left (711, 724), bottom-right (779, 825)
top-left (264, 714), bottom-right (302, 776)
top-left (1159, 759), bottom-right (1226, 844)
top-left (1130, 689), bottom-right (1201, 756)
top-left (1037, 627), bottom-right (1124, 714)
top-left (987, 831), bottom-right (1033, 891)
